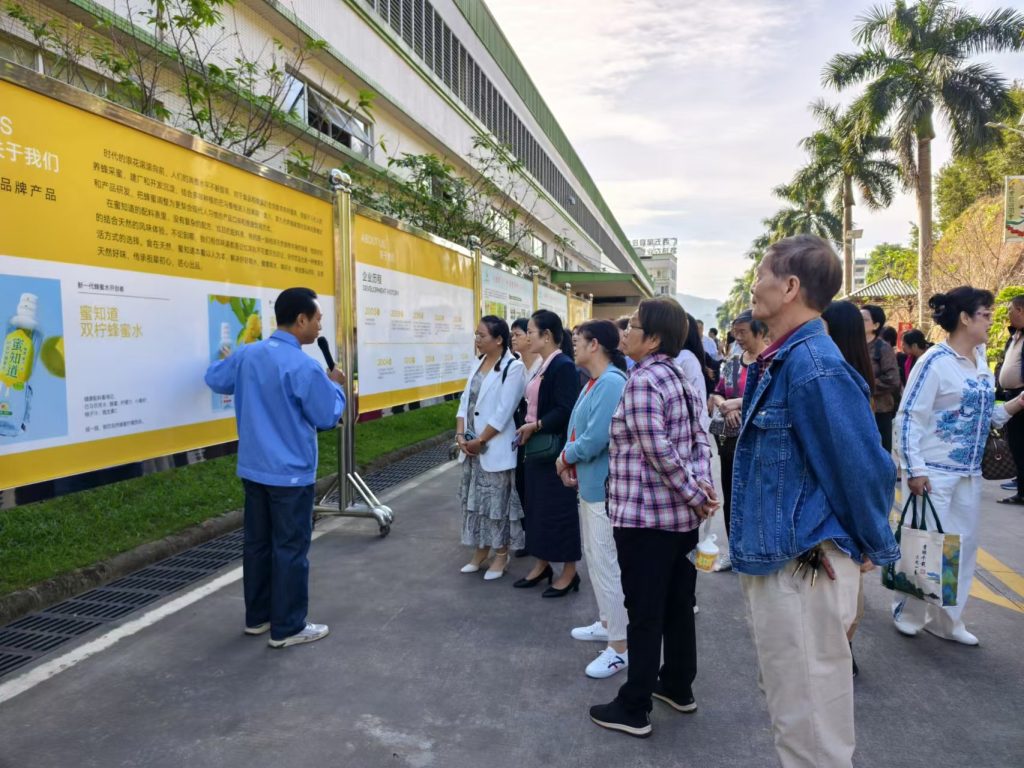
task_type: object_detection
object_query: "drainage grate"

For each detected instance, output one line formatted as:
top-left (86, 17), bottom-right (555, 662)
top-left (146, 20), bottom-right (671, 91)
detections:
top-left (0, 629), bottom-right (68, 653)
top-left (321, 443), bottom-right (453, 508)
top-left (6, 615), bottom-right (101, 635)
top-left (0, 442), bottom-right (451, 681)
top-left (0, 652), bottom-right (32, 676)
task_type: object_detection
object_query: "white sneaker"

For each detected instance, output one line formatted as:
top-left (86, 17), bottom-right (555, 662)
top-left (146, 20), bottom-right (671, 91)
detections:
top-left (585, 647), bottom-right (628, 679)
top-left (892, 601), bottom-right (921, 637)
top-left (267, 622), bottom-right (329, 648)
top-left (924, 625), bottom-right (979, 646)
top-left (244, 622), bottom-right (270, 636)
top-left (571, 621), bottom-right (609, 642)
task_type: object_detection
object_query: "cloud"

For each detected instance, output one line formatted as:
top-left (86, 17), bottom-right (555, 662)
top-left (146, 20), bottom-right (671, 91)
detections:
top-left (489, 0), bottom-right (815, 142)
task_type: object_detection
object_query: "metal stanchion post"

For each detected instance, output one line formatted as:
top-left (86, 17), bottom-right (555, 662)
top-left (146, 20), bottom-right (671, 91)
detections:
top-left (313, 169), bottom-right (394, 536)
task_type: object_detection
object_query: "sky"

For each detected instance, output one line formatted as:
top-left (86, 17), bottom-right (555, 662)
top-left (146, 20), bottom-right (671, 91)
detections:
top-left (485, 0), bottom-right (1024, 301)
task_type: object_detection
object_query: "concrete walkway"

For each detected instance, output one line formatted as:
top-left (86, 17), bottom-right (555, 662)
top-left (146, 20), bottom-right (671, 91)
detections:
top-left (0, 462), bottom-right (1022, 768)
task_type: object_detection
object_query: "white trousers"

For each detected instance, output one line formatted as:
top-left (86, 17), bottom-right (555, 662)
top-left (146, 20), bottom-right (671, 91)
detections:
top-left (578, 498), bottom-right (628, 642)
top-left (893, 473), bottom-right (980, 634)
top-left (741, 543), bottom-right (861, 768)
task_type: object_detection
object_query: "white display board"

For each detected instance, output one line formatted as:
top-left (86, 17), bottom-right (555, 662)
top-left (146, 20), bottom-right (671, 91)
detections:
top-left (481, 264), bottom-right (533, 323)
top-left (537, 284), bottom-right (569, 321)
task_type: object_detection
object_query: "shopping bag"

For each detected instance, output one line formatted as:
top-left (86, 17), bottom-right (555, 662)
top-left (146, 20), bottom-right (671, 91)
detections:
top-left (881, 493), bottom-right (960, 607)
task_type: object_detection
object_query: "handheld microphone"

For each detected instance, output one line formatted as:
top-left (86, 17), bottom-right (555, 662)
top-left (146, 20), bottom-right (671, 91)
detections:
top-left (316, 337), bottom-right (336, 371)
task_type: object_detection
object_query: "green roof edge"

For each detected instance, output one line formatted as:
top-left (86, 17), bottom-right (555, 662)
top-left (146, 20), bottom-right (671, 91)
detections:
top-left (453, 0), bottom-right (645, 277)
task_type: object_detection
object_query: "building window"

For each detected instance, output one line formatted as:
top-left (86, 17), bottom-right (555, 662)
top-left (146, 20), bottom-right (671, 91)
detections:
top-left (552, 250), bottom-right (566, 270)
top-left (0, 31), bottom-right (38, 70)
top-left (529, 234), bottom-right (544, 260)
top-left (284, 76), bottom-right (374, 159)
top-left (487, 207), bottom-right (512, 242)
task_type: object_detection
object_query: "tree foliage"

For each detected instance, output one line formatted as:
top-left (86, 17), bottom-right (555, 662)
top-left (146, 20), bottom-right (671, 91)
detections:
top-left (344, 136), bottom-right (540, 265)
top-left (865, 242), bottom-right (917, 284)
top-left (935, 84), bottom-right (1024, 228)
top-left (932, 194), bottom-right (1024, 294)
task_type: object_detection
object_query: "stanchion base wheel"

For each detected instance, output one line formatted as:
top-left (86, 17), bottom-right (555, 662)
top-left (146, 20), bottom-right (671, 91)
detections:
top-left (379, 525), bottom-right (391, 538)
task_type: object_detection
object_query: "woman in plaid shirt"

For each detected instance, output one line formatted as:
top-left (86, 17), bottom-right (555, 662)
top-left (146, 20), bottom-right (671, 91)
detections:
top-left (589, 297), bottom-right (719, 739)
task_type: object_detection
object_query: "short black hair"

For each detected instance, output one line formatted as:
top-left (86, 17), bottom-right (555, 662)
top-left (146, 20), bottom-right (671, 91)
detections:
top-left (732, 309), bottom-right (767, 337)
top-left (862, 304), bottom-right (886, 337)
top-left (275, 287), bottom-right (318, 326)
top-left (1011, 295), bottom-right (1024, 310)
top-left (637, 297), bottom-right (687, 357)
top-left (511, 317), bottom-right (529, 334)
top-left (902, 329), bottom-right (928, 349)
top-left (709, 328), bottom-right (718, 337)
top-left (881, 325), bottom-right (898, 346)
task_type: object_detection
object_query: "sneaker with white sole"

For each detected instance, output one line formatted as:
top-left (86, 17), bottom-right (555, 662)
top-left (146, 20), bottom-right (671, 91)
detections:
top-left (244, 622), bottom-right (270, 636)
top-left (585, 647), bottom-right (628, 679)
top-left (267, 622), bottom-right (329, 648)
top-left (571, 621), bottom-right (609, 642)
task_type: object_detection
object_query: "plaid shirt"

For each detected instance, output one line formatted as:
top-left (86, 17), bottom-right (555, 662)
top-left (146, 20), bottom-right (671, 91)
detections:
top-left (608, 353), bottom-right (714, 532)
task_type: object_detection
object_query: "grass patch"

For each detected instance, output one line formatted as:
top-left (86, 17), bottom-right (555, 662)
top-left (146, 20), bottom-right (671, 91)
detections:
top-left (0, 400), bottom-right (458, 596)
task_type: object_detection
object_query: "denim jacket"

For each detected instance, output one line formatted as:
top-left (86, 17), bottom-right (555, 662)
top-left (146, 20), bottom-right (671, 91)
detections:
top-left (730, 319), bottom-right (900, 575)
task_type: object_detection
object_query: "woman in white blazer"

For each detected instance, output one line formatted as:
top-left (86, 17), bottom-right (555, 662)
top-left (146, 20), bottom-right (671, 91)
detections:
top-left (456, 316), bottom-right (527, 580)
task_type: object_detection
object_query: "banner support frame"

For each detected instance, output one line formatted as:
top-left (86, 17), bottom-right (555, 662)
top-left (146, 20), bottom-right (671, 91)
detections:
top-left (314, 170), bottom-right (394, 536)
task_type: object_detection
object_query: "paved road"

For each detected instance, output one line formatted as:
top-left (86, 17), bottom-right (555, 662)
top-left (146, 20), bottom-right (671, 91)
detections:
top-left (0, 462), bottom-right (1021, 768)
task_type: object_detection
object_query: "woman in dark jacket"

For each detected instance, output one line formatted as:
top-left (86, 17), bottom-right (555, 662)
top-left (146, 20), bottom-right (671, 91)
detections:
top-left (861, 304), bottom-right (901, 453)
top-left (513, 310), bottom-right (583, 597)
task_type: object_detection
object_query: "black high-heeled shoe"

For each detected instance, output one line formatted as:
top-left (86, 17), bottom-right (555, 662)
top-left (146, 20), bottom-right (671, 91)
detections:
top-left (542, 572), bottom-right (580, 598)
top-left (513, 564), bottom-right (553, 588)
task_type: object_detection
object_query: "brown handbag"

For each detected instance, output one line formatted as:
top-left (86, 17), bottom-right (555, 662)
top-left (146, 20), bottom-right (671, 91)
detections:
top-left (981, 427), bottom-right (1016, 480)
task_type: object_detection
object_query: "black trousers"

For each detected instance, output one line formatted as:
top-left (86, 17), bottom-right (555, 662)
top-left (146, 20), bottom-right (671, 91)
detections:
top-left (613, 526), bottom-right (700, 715)
top-left (875, 411), bottom-right (894, 454)
top-left (1005, 388), bottom-right (1024, 491)
top-left (715, 434), bottom-right (737, 535)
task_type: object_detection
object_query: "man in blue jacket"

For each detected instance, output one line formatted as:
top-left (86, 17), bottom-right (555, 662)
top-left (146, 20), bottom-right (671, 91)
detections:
top-left (731, 236), bottom-right (899, 768)
top-left (206, 287), bottom-right (345, 648)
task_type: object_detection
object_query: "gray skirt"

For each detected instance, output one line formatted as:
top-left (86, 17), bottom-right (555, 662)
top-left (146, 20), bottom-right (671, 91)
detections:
top-left (458, 458), bottom-right (526, 550)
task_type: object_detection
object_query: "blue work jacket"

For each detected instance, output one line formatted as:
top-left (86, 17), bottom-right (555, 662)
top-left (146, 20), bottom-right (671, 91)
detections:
top-left (730, 318), bottom-right (900, 575)
top-left (205, 330), bottom-right (345, 487)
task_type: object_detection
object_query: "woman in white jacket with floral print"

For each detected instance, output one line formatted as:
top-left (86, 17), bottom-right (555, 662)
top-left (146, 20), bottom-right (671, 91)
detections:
top-left (895, 287), bottom-right (1024, 645)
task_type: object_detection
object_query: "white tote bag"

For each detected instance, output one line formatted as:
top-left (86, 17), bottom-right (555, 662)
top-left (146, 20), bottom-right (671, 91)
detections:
top-left (882, 493), bottom-right (961, 607)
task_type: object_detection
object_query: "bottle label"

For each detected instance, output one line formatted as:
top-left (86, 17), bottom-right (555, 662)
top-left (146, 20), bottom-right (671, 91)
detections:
top-left (0, 329), bottom-right (33, 389)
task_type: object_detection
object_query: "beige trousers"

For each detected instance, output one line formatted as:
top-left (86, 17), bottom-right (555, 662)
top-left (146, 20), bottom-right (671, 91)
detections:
top-left (741, 543), bottom-right (861, 768)
top-left (578, 498), bottom-right (628, 642)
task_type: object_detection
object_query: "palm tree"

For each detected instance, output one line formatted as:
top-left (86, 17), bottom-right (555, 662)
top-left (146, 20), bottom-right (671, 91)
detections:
top-left (824, 0), bottom-right (1024, 322)
top-left (762, 181), bottom-right (843, 244)
top-left (794, 101), bottom-right (899, 294)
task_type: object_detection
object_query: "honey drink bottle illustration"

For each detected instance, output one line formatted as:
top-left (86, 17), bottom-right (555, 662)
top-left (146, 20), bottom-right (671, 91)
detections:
top-left (0, 293), bottom-right (41, 437)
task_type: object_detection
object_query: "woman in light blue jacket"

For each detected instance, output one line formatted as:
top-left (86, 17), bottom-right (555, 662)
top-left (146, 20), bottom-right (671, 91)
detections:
top-left (556, 319), bottom-right (629, 679)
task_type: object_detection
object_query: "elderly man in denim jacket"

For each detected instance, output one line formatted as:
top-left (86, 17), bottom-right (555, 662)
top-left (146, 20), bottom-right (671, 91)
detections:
top-left (732, 236), bottom-right (899, 768)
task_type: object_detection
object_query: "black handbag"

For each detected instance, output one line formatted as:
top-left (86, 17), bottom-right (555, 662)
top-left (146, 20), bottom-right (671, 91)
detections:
top-left (522, 432), bottom-right (563, 464)
top-left (982, 427), bottom-right (1016, 480)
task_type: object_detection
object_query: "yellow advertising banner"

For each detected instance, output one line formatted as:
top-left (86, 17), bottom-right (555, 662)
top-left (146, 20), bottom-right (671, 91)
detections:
top-left (354, 213), bottom-right (476, 413)
top-left (568, 296), bottom-right (591, 328)
top-left (0, 75), bottom-right (335, 488)
top-left (1006, 176), bottom-right (1024, 242)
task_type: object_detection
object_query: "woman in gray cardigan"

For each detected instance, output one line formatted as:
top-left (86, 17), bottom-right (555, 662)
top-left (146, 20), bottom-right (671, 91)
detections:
top-left (557, 319), bottom-right (629, 679)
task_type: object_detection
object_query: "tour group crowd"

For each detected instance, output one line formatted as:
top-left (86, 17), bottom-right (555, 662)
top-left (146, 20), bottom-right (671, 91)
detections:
top-left (206, 234), bottom-right (1024, 768)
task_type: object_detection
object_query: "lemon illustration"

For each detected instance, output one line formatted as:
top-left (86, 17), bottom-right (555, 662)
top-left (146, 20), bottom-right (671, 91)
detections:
top-left (237, 313), bottom-right (263, 345)
top-left (41, 336), bottom-right (65, 378)
top-left (210, 295), bottom-right (231, 305)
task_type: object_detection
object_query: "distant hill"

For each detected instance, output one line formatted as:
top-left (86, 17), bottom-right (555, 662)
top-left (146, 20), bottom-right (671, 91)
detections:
top-left (675, 294), bottom-right (723, 332)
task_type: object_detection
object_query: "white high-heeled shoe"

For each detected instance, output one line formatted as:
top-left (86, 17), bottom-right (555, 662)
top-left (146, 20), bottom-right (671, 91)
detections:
top-left (461, 551), bottom-right (490, 573)
top-left (484, 551), bottom-right (509, 581)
